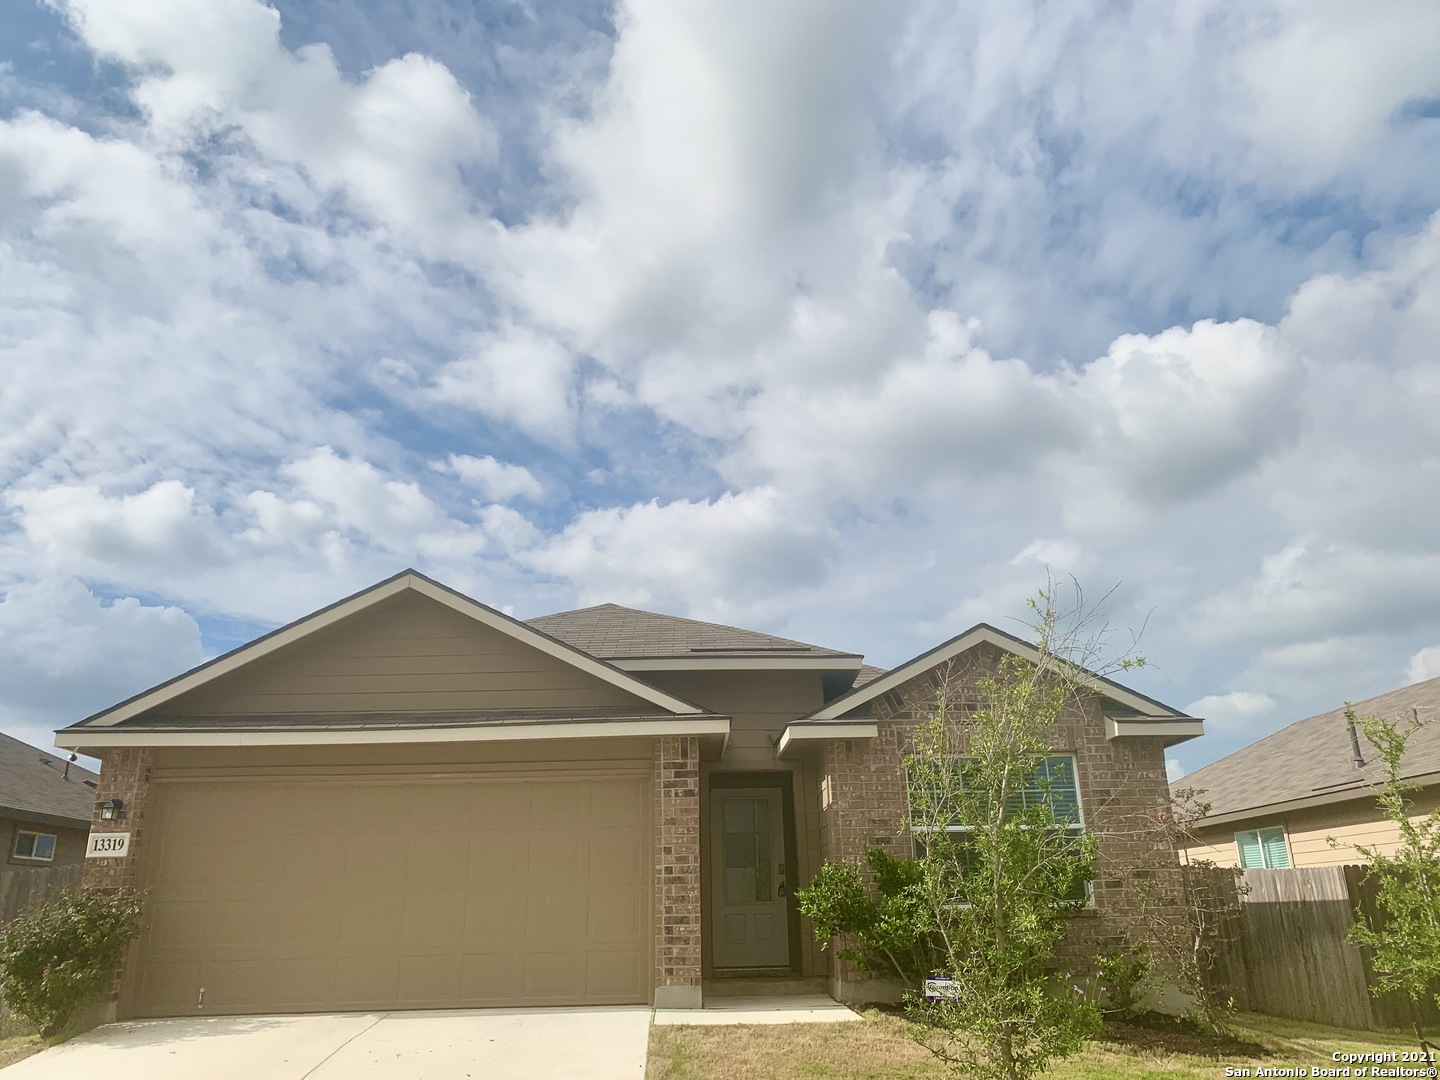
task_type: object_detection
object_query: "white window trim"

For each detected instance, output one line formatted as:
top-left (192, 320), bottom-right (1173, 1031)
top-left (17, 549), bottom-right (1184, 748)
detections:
top-left (1234, 825), bottom-right (1291, 869)
top-left (13, 829), bottom-right (57, 863)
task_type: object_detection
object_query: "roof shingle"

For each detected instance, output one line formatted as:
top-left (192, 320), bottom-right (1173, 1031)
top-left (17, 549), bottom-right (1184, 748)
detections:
top-left (1187, 675), bottom-right (1440, 820)
top-left (527, 603), bottom-right (859, 661)
top-left (0, 731), bottom-right (98, 825)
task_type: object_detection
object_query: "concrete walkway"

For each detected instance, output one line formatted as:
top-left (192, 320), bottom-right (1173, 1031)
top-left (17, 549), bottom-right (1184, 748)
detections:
top-left (2, 1007), bottom-right (651, 1079)
top-left (652, 995), bottom-right (862, 1026)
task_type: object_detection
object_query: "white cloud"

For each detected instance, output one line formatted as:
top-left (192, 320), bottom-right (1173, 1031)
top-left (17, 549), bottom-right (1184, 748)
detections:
top-left (524, 487), bottom-right (836, 619)
top-left (427, 326), bottom-right (577, 443)
top-left (1406, 646), bottom-right (1440, 685)
top-left (1183, 691), bottom-right (1279, 736)
top-left (0, 577), bottom-right (203, 750)
top-left (1166, 758), bottom-right (1185, 783)
top-left (9, 481), bottom-right (220, 571)
top-left (433, 455), bottom-right (543, 502)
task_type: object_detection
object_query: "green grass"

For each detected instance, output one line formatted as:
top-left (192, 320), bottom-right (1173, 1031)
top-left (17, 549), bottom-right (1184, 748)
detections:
top-left (647, 1010), bottom-right (1426, 1080)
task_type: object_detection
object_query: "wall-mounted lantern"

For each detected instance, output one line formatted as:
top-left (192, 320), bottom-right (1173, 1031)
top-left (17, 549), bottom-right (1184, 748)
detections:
top-left (99, 799), bottom-right (124, 821)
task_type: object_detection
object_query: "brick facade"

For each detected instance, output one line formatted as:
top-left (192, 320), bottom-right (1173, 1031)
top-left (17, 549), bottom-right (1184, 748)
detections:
top-left (80, 748), bottom-right (153, 894)
top-left (819, 643), bottom-right (1184, 997)
top-left (653, 735), bottom-right (702, 1007)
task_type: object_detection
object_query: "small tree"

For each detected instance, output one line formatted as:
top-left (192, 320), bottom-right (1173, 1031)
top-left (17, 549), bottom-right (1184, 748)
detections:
top-left (1341, 707), bottom-right (1440, 1052)
top-left (873, 579), bottom-right (1146, 1080)
top-left (0, 887), bottom-right (143, 1037)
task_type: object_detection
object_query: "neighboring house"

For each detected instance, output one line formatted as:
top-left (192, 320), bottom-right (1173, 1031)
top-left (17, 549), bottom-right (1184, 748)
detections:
top-left (1182, 675), bottom-right (1440, 870)
top-left (55, 569), bottom-right (1202, 1020)
top-left (0, 730), bottom-right (99, 868)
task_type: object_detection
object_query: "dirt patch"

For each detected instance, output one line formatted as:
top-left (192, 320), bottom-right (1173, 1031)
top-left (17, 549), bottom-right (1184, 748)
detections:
top-left (0, 1035), bottom-right (43, 1069)
top-left (1098, 1010), bottom-right (1269, 1060)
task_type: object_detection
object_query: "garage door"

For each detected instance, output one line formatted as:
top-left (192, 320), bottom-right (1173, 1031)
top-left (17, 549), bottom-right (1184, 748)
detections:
top-left (127, 772), bottom-right (650, 1017)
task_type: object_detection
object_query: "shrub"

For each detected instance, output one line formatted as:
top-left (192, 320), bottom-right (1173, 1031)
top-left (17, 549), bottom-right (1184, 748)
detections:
top-left (1093, 944), bottom-right (1151, 1017)
top-left (0, 888), bottom-right (143, 1036)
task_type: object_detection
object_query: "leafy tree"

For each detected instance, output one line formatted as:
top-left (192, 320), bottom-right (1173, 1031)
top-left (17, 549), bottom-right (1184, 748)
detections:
top-left (0, 887), bottom-right (143, 1037)
top-left (1341, 707), bottom-right (1440, 1053)
top-left (801, 578), bottom-right (1147, 1080)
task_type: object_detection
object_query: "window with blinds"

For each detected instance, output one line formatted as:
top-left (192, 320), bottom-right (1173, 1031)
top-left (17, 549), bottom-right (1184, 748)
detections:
top-left (1234, 826), bottom-right (1290, 869)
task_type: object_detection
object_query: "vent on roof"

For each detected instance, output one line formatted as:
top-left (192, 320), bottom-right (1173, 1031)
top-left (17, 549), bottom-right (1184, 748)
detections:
top-left (688, 646), bottom-right (813, 653)
top-left (83, 779), bottom-right (98, 789)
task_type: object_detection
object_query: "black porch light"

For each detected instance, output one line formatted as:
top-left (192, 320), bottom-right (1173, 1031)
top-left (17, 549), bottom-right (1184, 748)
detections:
top-left (99, 798), bottom-right (124, 821)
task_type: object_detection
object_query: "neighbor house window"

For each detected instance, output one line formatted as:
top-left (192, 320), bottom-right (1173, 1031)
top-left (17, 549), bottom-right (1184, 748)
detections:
top-left (909, 753), bottom-right (1090, 905)
top-left (13, 831), bottom-right (57, 862)
top-left (1234, 826), bottom-right (1290, 869)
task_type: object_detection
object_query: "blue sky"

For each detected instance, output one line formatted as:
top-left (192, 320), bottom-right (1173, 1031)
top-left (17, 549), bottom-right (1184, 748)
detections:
top-left (3, 0), bottom-right (1440, 780)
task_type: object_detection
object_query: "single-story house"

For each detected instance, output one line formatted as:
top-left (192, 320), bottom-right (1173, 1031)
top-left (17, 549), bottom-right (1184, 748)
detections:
top-left (1182, 675), bottom-right (1440, 869)
top-left (0, 730), bottom-right (99, 868)
top-left (55, 570), bottom-right (1202, 1020)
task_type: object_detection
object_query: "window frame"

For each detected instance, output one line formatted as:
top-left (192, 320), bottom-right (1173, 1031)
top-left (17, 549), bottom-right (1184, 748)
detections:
top-left (907, 752), bottom-right (1095, 908)
top-left (1234, 825), bottom-right (1291, 869)
top-left (12, 829), bottom-right (58, 863)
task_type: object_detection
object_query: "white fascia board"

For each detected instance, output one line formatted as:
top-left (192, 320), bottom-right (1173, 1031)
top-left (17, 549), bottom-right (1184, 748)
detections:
top-left (1103, 717), bottom-right (1205, 744)
top-left (86, 572), bottom-right (704, 728)
top-left (808, 626), bottom-right (1180, 721)
top-left (611, 656), bottom-right (862, 672)
top-left (775, 721), bottom-right (879, 759)
top-left (55, 716), bottom-right (732, 751)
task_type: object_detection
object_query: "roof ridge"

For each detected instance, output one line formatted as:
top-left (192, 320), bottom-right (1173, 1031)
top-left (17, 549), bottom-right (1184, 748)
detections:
top-left (528, 603), bottom-right (832, 651)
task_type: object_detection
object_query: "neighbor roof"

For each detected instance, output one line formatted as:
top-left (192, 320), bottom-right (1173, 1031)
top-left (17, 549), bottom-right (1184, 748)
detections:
top-left (1187, 675), bottom-right (1440, 824)
top-left (0, 731), bottom-right (98, 826)
top-left (527, 604), bottom-right (861, 664)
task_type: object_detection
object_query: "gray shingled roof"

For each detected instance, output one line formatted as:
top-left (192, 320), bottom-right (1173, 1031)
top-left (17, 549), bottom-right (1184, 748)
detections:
top-left (1187, 674), bottom-right (1440, 821)
top-left (119, 707), bottom-right (674, 731)
top-left (527, 604), bottom-right (860, 661)
top-left (0, 730), bottom-right (98, 825)
top-left (853, 664), bottom-right (888, 688)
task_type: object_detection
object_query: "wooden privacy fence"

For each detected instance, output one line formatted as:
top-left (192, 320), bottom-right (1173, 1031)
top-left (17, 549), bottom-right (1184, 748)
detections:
top-left (1191, 864), bottom-right (1440, 1031)
top-left (0, 863), bottom-right (82, 926)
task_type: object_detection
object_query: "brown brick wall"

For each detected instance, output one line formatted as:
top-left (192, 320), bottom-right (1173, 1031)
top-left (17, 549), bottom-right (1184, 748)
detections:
top-left (819, 644), bottom-right (1184, 990)
top-left (653, 736), bottom-right (701, 1002)
top-left (80, 748), bottom-right (153, 894)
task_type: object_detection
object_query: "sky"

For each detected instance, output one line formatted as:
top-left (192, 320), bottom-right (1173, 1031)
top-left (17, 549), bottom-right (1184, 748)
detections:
top-left (2, 0), bottom-right (1439, 782)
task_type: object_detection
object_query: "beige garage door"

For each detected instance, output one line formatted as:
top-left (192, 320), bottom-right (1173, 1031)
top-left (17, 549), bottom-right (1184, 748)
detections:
top-left (127, 771), bottom-right (650, 1017)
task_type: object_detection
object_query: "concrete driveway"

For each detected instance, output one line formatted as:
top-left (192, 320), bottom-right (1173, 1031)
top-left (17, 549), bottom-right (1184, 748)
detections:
top-left (2, 1007), bottom-right (651, 1079)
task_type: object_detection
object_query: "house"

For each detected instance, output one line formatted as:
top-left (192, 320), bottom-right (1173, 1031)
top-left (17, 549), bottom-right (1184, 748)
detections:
top-left (1181, 675), bottom-right (1440, 869)
top-left (0, 730), bottom-right (99, 867)
top-left (54, 569), bottom-right (1202, 1020)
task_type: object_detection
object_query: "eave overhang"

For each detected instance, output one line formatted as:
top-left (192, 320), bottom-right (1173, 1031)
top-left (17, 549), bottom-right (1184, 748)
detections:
top-left (1192, 767), bottom-right (1440, 829)
top-left (1104, 716), bottom-right (1206, 746)
top-left (775, 720), bottom-right (879, 759)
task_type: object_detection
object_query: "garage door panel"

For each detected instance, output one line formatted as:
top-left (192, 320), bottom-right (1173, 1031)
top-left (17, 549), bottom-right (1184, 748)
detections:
top-left (525, 888), bottom-right (584, 942)
top-left (406, 835), bottom-right (466, 887)
top-left (463, 888), bottom-right (525, 942)
top-left (401, 889), bottom-right (464, 944)
top-left (461, 953), bottom-right (520, 1001)
top-left (471, 785), bottom-right (530, 826)
top-left (528, 833), bottom-right (586, 884)
top-left (130, 773), bottom-right (650, 1016)
top-left (396, 954), bottom-right (460, 1005)
top-left (466, 832), bottom-right (525, 879)
top-left (587, 887), bottom-right (644, 942)
top-left (587, 950), bottom-right (645, 998)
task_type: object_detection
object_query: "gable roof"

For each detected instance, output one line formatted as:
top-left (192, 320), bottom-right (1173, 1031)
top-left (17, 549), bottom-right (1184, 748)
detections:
top-left (527, 604), bottom-right (862, 670)
top-left (1187, 674), bottom-right (1440, 824)
top-left (0, 731), bottom-right (98, 826)
top-left (62, 570), bottom-right (708, 733)
top-left (799, 622), bottom-right (1196, 730)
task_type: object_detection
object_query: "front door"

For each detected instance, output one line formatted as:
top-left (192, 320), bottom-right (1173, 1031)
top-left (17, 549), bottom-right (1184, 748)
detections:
top-left (710, 788), bottom-right (789, 969)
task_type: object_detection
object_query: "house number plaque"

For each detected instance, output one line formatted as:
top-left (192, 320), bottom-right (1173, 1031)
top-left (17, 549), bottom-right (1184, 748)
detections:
top-left (85, 832), bottom-right (131, 859)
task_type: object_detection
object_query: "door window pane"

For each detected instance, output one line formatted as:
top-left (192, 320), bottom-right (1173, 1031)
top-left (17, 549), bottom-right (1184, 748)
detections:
top-left (723, 799), bottom-right (772, 904)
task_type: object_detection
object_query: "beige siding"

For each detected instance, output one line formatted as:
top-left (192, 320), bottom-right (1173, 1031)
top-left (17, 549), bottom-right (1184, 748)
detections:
top-left (641, 671), bottom-right (823, 769)
top-left (166, 592), bottom-right (652, 716)
top-left (0, 817), bottom-right (90, 868)
top-left (1184, 785), bottom-right (1440, 868)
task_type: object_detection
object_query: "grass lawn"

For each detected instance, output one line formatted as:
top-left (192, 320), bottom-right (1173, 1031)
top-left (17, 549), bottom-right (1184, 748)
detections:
top-left (647, 1009), bottom-right (1426, 1080)
top-left (0, 1034), bottom-right (44, 1070)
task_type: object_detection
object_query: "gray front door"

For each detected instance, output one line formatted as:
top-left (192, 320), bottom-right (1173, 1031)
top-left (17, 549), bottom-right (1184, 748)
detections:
top-left (710, 788), bottom-right (789, 969)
